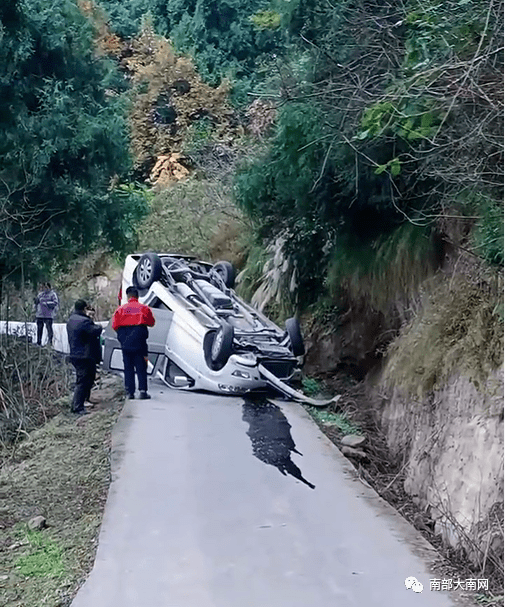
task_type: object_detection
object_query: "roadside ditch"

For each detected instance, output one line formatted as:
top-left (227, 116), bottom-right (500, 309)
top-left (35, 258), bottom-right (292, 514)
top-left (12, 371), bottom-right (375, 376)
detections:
top-left (300, 369), bottom-right (503, 607)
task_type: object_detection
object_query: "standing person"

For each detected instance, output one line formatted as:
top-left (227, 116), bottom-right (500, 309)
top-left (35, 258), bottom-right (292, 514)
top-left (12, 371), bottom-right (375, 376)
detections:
top-left (112, 286), bottom-right (155, 400)
top-left (67, 300), bottom-right (103, 415)
top-left (34, 282), bottom-right (59, 345)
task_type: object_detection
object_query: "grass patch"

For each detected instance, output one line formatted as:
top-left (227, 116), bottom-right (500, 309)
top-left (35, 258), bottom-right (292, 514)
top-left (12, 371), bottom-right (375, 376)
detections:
top-left (306, 407), bottom-right (361, 435)
top-left (14, 528), bottom-right (65, 578)
top-left (235, 238), bottom-right (271, 301)
top-left (301, 376), bottom-right (325, 397)
top-left (327, 223), bottom-right (440, 312)
top-left (383, 273), bottom-right (504, 398)
top-left (473, 199), bottom-right (504, 267)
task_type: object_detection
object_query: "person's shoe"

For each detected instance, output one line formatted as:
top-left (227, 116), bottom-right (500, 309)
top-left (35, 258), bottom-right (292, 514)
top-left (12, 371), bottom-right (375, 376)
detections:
top-left (73, 409), bottom-right (89, 416)
top-left (84, 401), bottom-right (95, 409)
top-left (139, 391), bottom-right (151, 400)
top-left (127, 393), bottom-right (135, 399)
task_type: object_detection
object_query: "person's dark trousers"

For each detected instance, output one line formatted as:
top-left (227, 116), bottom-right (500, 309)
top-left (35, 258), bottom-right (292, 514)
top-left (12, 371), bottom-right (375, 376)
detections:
top-left (70, 358), bottom-right (96, 413)
top-left (122, 350), bottom-right (148, 395)
top-left (36, 318), bottom-right (53, 345)
top-left (85, 364), bottom-right (97, 402)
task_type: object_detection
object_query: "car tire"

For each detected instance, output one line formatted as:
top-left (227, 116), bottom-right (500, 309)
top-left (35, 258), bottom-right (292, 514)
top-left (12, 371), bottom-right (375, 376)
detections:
top-left (285, 317), bottom-right (305, 356)
top-left (134, 253), bottom-right (162, 289)
top-left (212, 261), bottom-right (235, 289)
top-left (210, 322), bottom-right (234, 368)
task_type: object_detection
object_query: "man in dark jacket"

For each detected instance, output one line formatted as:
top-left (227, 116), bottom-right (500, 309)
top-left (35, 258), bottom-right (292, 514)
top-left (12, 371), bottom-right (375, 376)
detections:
top-left (67, 299), bottom-right (103, 415)
top-left (112, 286), bottom-right (155, 400)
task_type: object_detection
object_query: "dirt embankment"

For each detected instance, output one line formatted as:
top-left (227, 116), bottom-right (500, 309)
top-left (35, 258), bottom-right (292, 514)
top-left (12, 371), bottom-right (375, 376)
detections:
top-left (302, 257), bottom-right (504, 603)
top-left (0, 372), bottom-right (125, 607)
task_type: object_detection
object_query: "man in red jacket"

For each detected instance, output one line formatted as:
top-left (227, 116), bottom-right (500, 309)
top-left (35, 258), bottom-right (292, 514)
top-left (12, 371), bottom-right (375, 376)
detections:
top-left (112, 286), bottom-right (155, 400)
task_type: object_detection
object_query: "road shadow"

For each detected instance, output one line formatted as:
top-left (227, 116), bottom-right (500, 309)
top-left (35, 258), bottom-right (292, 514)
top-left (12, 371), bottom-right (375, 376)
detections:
top-left (242, 395), bottom-right (315, 489)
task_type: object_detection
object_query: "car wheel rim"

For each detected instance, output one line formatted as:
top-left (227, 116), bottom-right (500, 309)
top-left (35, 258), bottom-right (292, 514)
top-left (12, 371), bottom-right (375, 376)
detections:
top-left (212, 329), bottom-right (223, 359)
top-left (139, 260), bottom-right (152, 283)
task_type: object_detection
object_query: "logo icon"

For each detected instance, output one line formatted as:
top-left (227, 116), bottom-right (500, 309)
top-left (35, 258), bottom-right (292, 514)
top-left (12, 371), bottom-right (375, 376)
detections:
top-left (405, 576), bottom-right (424, 593)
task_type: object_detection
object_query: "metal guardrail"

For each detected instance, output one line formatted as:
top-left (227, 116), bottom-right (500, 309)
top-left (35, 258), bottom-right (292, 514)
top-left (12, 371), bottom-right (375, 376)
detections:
top-left (0, 320), bottom-right (109, 354)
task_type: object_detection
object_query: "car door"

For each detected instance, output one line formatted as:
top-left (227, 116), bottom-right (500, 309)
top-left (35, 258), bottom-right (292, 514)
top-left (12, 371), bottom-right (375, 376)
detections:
top-left (103, 308), bottom-right (173, 375)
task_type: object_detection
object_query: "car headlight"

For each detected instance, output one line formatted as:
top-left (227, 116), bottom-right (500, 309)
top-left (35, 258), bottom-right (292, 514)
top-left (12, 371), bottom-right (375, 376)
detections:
top-left (231, 370), bottom-right (250, 379)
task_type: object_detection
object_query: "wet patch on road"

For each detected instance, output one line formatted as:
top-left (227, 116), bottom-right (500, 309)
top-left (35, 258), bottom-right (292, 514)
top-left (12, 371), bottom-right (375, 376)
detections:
top-left (242, 396), bottom-right (315, 489)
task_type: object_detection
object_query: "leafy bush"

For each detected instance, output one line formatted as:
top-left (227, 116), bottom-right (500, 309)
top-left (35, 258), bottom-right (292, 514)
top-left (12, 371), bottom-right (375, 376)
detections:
top-left (167, 0), bottom-right (283, 85)
top-left (235, 102), bottom-right (346, 229)
top-left (93, 0), bottom-right (159, 37)
top-left (235, 100), bottom-right (427, 306)
top-left (235, 0), bottom-right (502, 313)
top-left (404, 0), bottom-right (492, 67)
top-left (326, 223), bottom-right (442, 312)
top-left (250, 10), bottom-right (281, 30)
top-left (137, 176), bottom-right (240, 259)
top-left (358, 99), bottom-right (441, 144)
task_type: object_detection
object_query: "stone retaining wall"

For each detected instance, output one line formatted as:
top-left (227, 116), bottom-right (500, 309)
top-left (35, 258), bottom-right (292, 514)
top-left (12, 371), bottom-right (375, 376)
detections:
top-left (373, 367), bottom-right (503, 565)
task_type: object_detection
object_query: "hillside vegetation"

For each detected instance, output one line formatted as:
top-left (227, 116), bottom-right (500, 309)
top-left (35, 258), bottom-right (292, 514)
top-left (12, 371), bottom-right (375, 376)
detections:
top-left (89, 0), bottom-right (503, 317)
top-left (2, 0), bottom-right (502, 297)
top-left (0, 0), bottom-right (501, 428)
top-left (0, 0), bottom-right (503, 599)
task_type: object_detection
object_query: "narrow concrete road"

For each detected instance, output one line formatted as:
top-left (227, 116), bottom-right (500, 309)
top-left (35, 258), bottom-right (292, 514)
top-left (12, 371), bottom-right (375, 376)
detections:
top-left (71, 381), bottom-right (461, 607)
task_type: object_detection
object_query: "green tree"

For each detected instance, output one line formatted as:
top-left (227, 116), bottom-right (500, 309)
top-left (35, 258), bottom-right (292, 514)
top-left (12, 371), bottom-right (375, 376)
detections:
top-left (0, 0), bottom-right (147, 282)
top-left (98, 0), bottom-right (283, 96)
top-left (95, 0), bottom-right (160, 38)
top-left (171, 0), bottom-right (281, 83)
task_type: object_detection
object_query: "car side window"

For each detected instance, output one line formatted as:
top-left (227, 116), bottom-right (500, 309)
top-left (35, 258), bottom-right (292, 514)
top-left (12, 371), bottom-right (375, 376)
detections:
top-left (150, 297), bottom-right (171, 312)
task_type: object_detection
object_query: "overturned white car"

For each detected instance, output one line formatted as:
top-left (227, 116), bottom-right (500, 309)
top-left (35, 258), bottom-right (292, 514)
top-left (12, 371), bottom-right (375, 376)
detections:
top-left (103, 253), bottom-right (337, 406)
